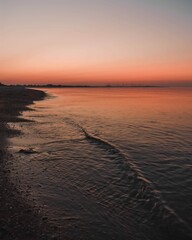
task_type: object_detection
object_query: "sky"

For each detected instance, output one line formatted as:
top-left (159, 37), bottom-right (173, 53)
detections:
top-left (0, 0), bottom-right (192, 85)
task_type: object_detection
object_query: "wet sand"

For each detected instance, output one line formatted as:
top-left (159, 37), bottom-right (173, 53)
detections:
top-left (0, 87), bottom-right (58, 240)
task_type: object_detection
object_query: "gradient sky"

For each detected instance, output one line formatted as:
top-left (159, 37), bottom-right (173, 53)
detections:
top-left (0, 0), bottom-right (192, 85)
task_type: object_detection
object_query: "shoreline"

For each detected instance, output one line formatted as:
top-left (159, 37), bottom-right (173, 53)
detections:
top-left (0, 87), bottom-right (56, 240)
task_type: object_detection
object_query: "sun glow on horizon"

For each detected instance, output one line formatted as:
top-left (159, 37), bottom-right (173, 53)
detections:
top-left (0, 0), bottom-right (192, 86)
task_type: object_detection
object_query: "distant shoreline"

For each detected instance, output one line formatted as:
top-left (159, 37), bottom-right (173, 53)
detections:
top-left (7, 84), bottom-right (167, 88)
top-left (2, 82), bottom-right (191, 88)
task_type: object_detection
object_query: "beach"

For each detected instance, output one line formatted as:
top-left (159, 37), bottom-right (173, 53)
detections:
top-left (0, 87), bottom-right (54, 240)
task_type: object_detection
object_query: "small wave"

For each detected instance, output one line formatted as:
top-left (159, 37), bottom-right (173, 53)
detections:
top-left (64, 117), bottom-right (192, 240)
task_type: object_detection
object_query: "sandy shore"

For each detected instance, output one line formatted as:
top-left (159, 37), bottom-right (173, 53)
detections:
top-left (0, 87), bottom-right (58, 240)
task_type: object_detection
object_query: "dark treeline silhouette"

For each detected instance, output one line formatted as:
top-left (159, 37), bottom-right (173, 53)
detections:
top-left (6, 84), bottom-right (161, 88)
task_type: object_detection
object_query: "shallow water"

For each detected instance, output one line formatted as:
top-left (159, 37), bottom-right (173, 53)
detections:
top-left (8, 87), bottom-right (192, 240)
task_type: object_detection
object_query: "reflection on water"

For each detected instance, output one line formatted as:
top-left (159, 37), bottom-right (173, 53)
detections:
top-left (8, 87), bottom-right (192, 240)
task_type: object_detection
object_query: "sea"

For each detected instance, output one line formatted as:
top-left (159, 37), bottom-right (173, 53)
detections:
top-left (8, 87), bottom-right (192, 240)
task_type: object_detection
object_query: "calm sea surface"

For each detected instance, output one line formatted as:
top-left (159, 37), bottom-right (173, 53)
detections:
top-left (9, 87), bottom-right (192, 240)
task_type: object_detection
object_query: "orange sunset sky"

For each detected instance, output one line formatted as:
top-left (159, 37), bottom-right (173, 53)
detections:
top-left (0, 0), bottom-right (192, 86)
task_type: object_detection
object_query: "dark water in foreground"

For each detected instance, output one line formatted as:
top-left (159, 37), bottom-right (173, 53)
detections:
top-left (9, 87), bottom-right (192, 240)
